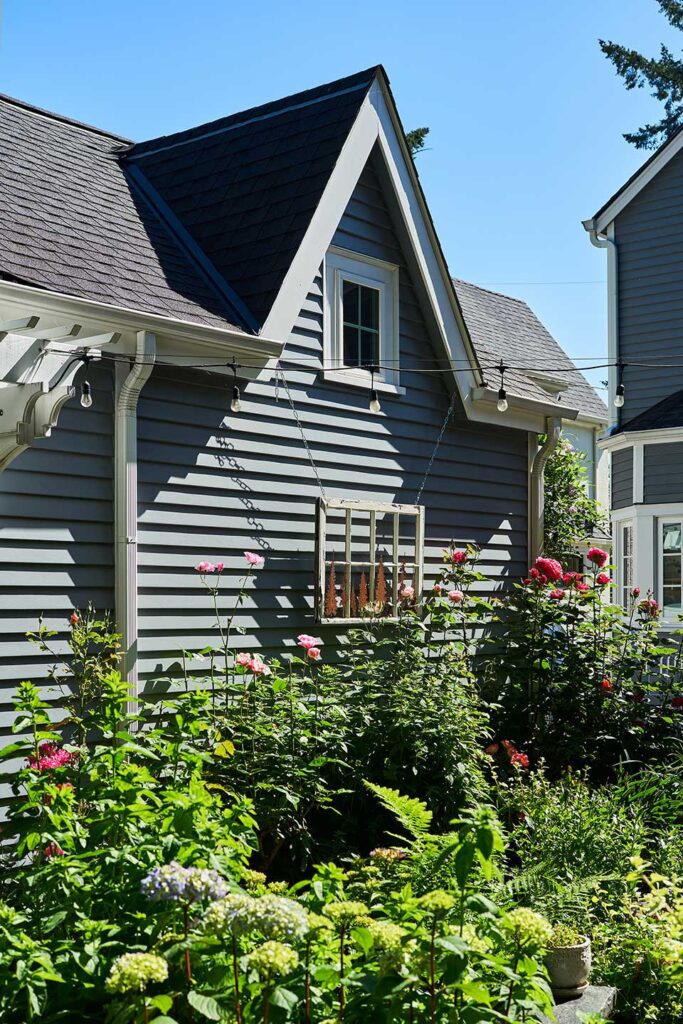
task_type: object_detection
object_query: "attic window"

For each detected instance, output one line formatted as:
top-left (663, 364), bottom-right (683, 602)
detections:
top-left (324, 247), bottom-right (399, 389)
top-left (315, 498), bottom-right (424, 623)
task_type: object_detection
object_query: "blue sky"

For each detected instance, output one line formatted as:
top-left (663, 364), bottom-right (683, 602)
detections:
top-left (1, 0), bottom-right (679, 392)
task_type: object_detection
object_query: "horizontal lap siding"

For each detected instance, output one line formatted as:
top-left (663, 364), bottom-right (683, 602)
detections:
top-left (644, 442), bottom-right (683, 503)
top-left (0, 366), bottom-right (114, 798)
top-left (612, 447), bottom-right (634, 509)
top-left (136, 158), bottom-right (529, 682)
top-left (616, 151), bottom-right (683, 423)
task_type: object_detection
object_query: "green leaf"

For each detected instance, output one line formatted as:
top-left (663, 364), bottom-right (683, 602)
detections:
top-left (351, 925), bottom-right (374, 955)
top-left (364, 781), bottom-right (432, 838)
top-left (150, 995), bottom-right (174, 1013)
top-left (187, 991), bottom-right (222, 1020)
top-left (214, 740), bottom-right (235, 758)
top-left (269, 986), bottom-right (299, 1010)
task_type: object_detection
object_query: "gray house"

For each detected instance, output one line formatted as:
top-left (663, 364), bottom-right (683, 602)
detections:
top-left (0, 66), bottom-right (605, 730)
top-left (585, 130), bottom-right (683, 617)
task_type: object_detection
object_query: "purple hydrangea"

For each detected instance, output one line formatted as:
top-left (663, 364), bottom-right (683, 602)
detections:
top-left (141, 861), bottom-right (228, 904)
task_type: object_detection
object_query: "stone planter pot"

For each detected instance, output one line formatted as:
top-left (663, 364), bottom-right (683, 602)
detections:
top-left (545, 936), bottom-right (592, 1001)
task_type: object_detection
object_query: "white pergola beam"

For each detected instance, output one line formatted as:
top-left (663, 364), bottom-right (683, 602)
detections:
top-left (42, 331), bottom-right (120, 354)
top-left (35, 323), bottom-right (82, 342)
top-left (0, 315), bottom-right (40, 341)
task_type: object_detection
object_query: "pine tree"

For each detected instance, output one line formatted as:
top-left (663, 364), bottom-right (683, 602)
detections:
top-left (600, 1), bottom-right (683, 149)
top-left (324, 559), bottom-right (337, 618)
top-left (405, 126), bottom-right (430, 156)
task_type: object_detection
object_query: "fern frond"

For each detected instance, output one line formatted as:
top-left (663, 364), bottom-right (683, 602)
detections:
top-left (364, 781), bottom-right (433, 839)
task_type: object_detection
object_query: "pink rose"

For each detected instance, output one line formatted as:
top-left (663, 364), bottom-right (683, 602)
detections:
top-left (307, 647), bottom-right (321, 660)
top-left (448, 589), bottom-right (464, 604)
top-left (451, 550), bottom-right (468, 565)
top-left (400, 584), bottom-right (415, 600)
top-left (549, 589), bottom-right (564, 600)
top-left (534, 557), bottom-right (563, 582)
top-left (245, 551), bottom-right (265, 567)
top-left (236, 652), bottom-right (251, 667)
top-left (214, 562), bottom-right (224, 573)
top-left (69, 612), bottom-right (79, 626)
top-left (433, 583), bottom-right (443, 593)
top-left (44, 842), bottom-right (65, 859)
top-left (631, 586), bottom-right (641, 598)
top-left (196, 561), bottom-right (215, 573)
top-left (576, 581), bottom-right (590, 593)
top-left (248, 655), bottom-right (270, 676)
top-left (596, 573), bottom-right (611, 586)
top-left (587, 547), bottom-right (609, 567)
top-left (297, 634), bottom-right (319, 650)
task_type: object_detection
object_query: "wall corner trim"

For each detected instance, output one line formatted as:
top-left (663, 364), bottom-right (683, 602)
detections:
top-left (114, 331), bottom-right (156, 706)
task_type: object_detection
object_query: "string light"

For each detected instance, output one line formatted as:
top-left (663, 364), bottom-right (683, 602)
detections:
top-left (497, 360), bottom-right (508, 413)
top-left (228, 358), bottom-right (241, 413)
top-left (614, 364), bottom-right (625, 408)
top-left (80, 356), bottom-right (93, 408)
top-left (368, 364), bottom-right (381, 413)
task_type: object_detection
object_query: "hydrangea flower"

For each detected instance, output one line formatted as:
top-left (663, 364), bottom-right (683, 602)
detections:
top-left (504, 907), bottom-right (552, 948)
top-left (369, 847), bottom-right (408, 862)
top-left (141, 862), bottom-right (228, 903)
top-left (203, 893), bottom-right (257, 936)
top-left (249, 894), bottom-right (309, 941)
top-left (365, 920), bottom-right (405, 969)
top-left (418, 890), bottom-right (455, 917)
top-left (241, 869), bottom-right (267, 892)
top-left (246, 940), bottom-right (299, 978)
top-left (324, 900), bottom-right (370, 929)
top-left (105, 952), bottom-right (168, 994)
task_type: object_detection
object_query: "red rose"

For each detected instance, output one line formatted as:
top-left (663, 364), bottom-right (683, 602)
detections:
top-left (549, 589), bottom-right (564, 600)
top-left (451, 550), bottom-right (468, 565)
top-left (601, 679), bottom-right (613, 691)
top-left (596, 573), bottom-right (611, 586)
top-left (69, 613), bottom-right (79, 626)
top-left (587, 547), bottom-right (609, 567)
top-left (534, 557), bottom-right (563, 582)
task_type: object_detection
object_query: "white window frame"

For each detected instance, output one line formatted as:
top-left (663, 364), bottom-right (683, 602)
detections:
top-left (658, 517), bottom-right (683, 621)
top-left (315, 497), bottom-right (424, 624)
top-left (618, 520), bottom-right (634, 609)
top-left (323, 246), bottom-right (402, 393)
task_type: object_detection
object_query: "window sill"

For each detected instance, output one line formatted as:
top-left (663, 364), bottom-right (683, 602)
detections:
top-left (322, 367), bottom-right (406, 396)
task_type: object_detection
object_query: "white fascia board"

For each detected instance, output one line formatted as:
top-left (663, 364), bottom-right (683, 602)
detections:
top-left (0, 279), bottom-right (282, 361)
top-left (586, 130), bottom-right (683, 235)
top-left (599, 425), bottom-right (683, 452)
top-left (465, 390), bottom-right (574, 434)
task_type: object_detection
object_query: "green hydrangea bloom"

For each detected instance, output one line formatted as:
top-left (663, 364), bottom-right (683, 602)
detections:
top-left (418, 890), bottom-right (456, 917)
top-left (242, 869), bottom-right (267, 893)
top-left (323, 900), bottom-right (370, 929)
top-left (250, 894), bottom-right (309, 941)
top-left (203, 893), bottom-right (256, 936)
top-left (307, 912), bottom-right (334, 934)
top-left (246, 940), bottom-right (299, 977)
top-left (504, 907), bottom-right (553, 948)
top-left (105, 953), bottom-right (168, 994)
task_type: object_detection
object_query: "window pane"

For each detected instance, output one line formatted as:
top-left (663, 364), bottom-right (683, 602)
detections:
top-left (342, 280), bottom-right (359, 326)
top-left (360, 285), bottom-right (380, 331)
top-left (622, 525), bottom-right (632, 557)
top-left (343, 324), bottom-right (359, 366)
top-left (360, 328), bottom-right (379, 367)
top-left (663, 523), bottom-right (682, 552)
top-left (664, 554), bottom-right (682, 587)
top-left (664, 587), bottom-right (682, 611)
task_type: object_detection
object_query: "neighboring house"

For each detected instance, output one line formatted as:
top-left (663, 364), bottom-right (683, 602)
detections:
top-left (585, 130), bottom-right (683, 619)
top-left (0, 65), bottom-right (605, 725)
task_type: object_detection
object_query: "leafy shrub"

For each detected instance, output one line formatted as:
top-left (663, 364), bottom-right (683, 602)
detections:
top-left (543, 436), bottom-right (607, 561)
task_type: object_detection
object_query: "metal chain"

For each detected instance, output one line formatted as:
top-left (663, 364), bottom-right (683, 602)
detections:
top-left (277, 364), bottom-right (327, 499)
top-left (414, 390), bottom-right (458, 505)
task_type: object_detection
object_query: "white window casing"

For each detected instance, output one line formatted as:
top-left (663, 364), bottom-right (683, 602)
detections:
top-left (618, 520), bottom-right (634, 609)
top-left (323, 246), bottom-right (403, 393)
top-left (659, 517), bottom-right (683, 618)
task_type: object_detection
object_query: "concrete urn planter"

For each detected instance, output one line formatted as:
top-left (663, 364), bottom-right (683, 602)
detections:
top-left (545, 936), bottom-right (592, 1001)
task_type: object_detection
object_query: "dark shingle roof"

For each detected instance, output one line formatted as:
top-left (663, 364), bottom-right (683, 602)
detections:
top-left (125, 68), bottom-right (377, 325)
top-left (0, 95), bottom-right (244, 329)
top-left (453, 279), bottom-right (607, 420)
top-left (619, 388), bottom-right (683, 432)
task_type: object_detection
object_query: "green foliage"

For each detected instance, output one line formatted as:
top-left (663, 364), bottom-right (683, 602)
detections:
top-left (600, 1), bottom-right (683, 149)
top-left (405, 126), bottom-right (430, 155)
top-left (543, 436), bottom-right (607, 560)
top-left (363, 782), bottom-right (433, 839)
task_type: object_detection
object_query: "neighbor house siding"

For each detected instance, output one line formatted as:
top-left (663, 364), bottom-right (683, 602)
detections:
top-left (611, 447), bottom-right (634, 509)
top-left (615, 148), bottom-right (683, 424)
top-left (135, 158), bottom-right (530, 687)
top-left (0, 365), bottom-right (114, 798)
top-left (644, 442), bottom-right (683, 503)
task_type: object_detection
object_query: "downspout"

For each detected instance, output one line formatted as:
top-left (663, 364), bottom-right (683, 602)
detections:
top-left (115, 331), bottom-right (155, 707)
top-left (530, 416), bottom-right (562, 560)
top-left (587, 224), bottom-right (618, 431)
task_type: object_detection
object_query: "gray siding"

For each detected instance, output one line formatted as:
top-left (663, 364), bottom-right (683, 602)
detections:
top-left (136, 156), bottom-right (530, 684)
top-left (644, 442), bottom-right (683, 503)
top-left (611, 447), bottom-right (634, 509)
top-left (0, 365), bottom-right (114, 796)
top-left (615, 149), bottom-right (683, 423)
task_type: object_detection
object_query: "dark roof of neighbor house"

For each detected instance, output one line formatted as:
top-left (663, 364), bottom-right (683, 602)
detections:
top-left (619, 387), bottom-right (683, 432)
top-left (453, 279), bottom-right (607, 421)
top-left (0, 69), bottom-right (606, 422)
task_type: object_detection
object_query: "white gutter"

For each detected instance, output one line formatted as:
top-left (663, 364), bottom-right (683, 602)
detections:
top-left (584, 221), bottom-right (618, 431)
top-left (529, 417), bottom-right (562, 559)
top-left (115, 331), bottom-right (155, 704)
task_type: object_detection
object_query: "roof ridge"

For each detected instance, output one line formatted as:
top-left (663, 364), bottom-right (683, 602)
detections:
top-left (0, 92), bottom-right (132, 144)
top-left (127, 66), bottom-right (382, 161)
top-left (452, 276), bottom-right (530, 307)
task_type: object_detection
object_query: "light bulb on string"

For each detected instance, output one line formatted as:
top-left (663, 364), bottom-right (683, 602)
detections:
top-left (80, 356), bottom-right (93, 408)
top-left (228, 358), bottom-right (242, 413)
top-left (496, 360), bottom-right (508, 413)
top-left (368, 364), bottom-right (381, 413)
top-left (614, 379), bottom-right (625, 409)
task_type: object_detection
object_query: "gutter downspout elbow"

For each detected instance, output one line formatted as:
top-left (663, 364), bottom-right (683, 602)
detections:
top-left (530, 416), bottom-right (562, 560)
top-left (115, 331), bottom-right (155, 707)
